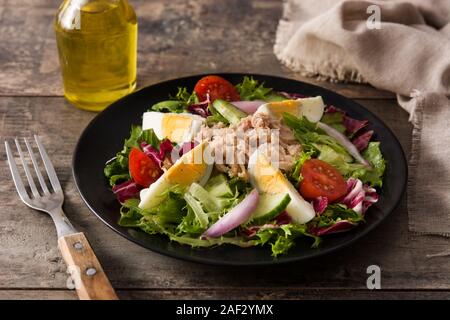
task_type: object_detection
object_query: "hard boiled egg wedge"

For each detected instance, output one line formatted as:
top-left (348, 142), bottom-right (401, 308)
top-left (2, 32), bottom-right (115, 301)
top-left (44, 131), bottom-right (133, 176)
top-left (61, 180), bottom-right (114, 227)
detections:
top-left (142, 112), bottom-right (205, 144)
top-left (139, 142), bottom-right (213, 210)
top-left (248, 146), bottom-right (315, 224)
top-left (256, 96), bottom-right (325, 123)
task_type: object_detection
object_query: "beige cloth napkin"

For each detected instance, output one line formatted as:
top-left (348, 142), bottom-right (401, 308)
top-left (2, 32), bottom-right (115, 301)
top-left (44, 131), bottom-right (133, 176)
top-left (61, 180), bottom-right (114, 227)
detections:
top-left (275, 0), bottom-right (450, 242)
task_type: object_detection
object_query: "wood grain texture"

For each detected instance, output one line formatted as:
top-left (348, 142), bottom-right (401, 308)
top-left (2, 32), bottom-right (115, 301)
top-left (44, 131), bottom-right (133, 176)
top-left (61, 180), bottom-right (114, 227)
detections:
top-left (1, 289), bottom-right (450, 300)
top-left (58, 232), bottom-right (118, 300)
top-left (0, 0), bottom-right (394, 99)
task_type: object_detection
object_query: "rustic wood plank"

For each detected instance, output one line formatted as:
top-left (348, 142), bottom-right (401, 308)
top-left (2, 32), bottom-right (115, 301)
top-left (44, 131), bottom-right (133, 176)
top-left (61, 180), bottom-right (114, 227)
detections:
top-left (0, 0), bottom-right (393, 99)
top-left (1, 289), bottom-right (449, 300)
top-left (2, 96), bottom-right (448, 293)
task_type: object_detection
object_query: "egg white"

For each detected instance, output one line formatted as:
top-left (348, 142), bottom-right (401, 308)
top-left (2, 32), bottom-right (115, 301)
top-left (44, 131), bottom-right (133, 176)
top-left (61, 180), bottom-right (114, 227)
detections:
top-left (256, 96), bottom-right (324, 123)
top-left (142, 112), bottom-right (205, 143)
top-left (138, 142), bottom-right (213, 210)
top-left (248, 145), bottom-right (315, 224)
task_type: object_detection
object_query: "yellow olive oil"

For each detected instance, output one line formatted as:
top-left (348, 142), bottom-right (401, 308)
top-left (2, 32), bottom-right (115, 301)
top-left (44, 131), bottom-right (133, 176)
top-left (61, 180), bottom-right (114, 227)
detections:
top-left (55, 0), bottom-right (137, 111)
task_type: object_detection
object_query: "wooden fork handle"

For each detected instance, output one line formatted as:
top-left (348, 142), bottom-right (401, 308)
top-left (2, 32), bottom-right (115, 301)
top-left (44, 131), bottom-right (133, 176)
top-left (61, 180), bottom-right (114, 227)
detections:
top-left (58, 232), bottom-right (118, 300)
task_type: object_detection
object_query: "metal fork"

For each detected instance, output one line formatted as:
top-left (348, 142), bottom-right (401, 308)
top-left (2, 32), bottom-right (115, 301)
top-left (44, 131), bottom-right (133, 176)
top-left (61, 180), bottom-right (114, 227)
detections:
top-left (5, 136), bottom-right (118, 300)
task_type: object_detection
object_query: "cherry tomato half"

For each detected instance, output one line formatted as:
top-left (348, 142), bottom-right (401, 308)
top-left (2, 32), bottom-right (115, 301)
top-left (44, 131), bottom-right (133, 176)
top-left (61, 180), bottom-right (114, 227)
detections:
top-left (299, 159), bottom-right (347, 202)
top-left (128, 148), bottom-right (162, 187)
top-left (194, 75), bottom-right (240, 102)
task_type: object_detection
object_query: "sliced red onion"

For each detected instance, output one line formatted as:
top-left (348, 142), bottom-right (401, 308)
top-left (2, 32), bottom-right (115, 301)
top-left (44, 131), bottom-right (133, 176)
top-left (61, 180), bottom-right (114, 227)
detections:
top-left (204, 189), bottom-right (259, 238)
top-left (317, 122), bottom-right (371, 167)
top-left (112, 180), bottom-right (142, 204)
top-left (352, 130), bottom-right (374, 151)
top-left (230, 100), bottom-right (265, 114)
top-left (312, 196), bottom-right (328, 215)
top-left (362, 184), bottom-right (379, 213)
top-left (342, 178), bottom-right (364, 214)
top-left (141, 140), bottom-right (173, 168)
top-left (188, 100), bottom-right (210, 118)
top-left (309, 220), bottom-right (357, 236)
top-left (275, 211), bottom-right (292, 225)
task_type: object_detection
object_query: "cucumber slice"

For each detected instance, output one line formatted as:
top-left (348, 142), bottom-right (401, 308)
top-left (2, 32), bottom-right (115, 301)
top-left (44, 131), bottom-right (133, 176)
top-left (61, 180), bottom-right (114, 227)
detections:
top-left (212, 99), bottom-right (247, 125)
top-left (188, 183), bottom-right (220, 212)
top-left (205, 174), bottom-right (233, 197)
top-left (249, 193), bottom-right (291, 225)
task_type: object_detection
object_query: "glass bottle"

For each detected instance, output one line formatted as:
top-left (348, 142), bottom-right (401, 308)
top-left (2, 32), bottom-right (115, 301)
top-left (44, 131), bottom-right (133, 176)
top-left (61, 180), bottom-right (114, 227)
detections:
top-left (55, 0), bottom-right (137, 111)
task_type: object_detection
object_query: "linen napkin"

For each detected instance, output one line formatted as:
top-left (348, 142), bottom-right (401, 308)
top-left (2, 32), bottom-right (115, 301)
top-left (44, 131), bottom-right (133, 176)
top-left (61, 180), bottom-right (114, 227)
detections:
top-left (274, 0), bottom-right (450, 242)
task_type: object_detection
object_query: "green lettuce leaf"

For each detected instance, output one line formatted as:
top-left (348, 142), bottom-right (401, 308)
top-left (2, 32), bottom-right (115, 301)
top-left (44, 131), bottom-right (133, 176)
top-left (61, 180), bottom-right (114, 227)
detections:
top-left (317, 142), bottom-right (385, 187)
top-left (283, 113), bottom-right (386, 188)
top-left (177, 207), bottom-right (206, 235)
top-left (316, 144), bottom-right (366, 176)
top-left (354, 142), bottom-right (386, 187)
top-left (118, 199), bottom-right (144, 227)
top-left (289, 150), bottom-right (314, 187)
top-left (254, 223), bottom-right (321, 257)
top-left (206, 103), bottom-right (229, 125)
top-left (118, 186), bottom-right (187, 231)
top-left (151, 100), bottom-right (186, 113)
top-left (168, 234), bottom-right (259, 248)
top-left (171, 87), bottom-right (199, 105)
top-left (321, 112), bottom-right (346, 133)
top-left (283, 113), bottom-right (352, 158)
top-left (308, 204), bottom-right (364, 229)
top-left (104, 126), bottom-right (161, 187)
top-left (235, 76), bottom-right (273, 101)
top-left (150, 87), bottom-right (198, 112)
top-left (183, 192), bottom-right (209, 228)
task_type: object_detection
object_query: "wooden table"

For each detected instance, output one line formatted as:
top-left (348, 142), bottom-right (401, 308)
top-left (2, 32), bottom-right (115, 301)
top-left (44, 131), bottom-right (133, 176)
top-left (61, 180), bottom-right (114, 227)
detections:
top-left (1, 0), bottom-right (449, 300)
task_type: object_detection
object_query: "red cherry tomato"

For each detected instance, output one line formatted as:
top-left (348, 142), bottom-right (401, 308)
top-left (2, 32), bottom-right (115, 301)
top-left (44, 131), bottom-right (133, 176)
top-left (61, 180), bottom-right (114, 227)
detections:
top-left (194, 75), bottom-right (240, 102)
top-left (128, 148), bottom-right (162, 187)
top-left (299, 159), bottom-right (347, 202)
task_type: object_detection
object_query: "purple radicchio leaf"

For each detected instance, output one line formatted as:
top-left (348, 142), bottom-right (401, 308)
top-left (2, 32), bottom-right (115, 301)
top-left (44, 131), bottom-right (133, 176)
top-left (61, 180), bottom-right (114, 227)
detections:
top-left (325, 105), bottom-right (369, 136)
top-left (362, 184), bottom-right (379, 213)
top-left (312, 196), bottom-right (328, 215)
top-left (275, 211), bottom-right (292, 225)
top-left (342, 178), bottom-right (365, 214)
top-left (352, 130), bottom-right (374, 151)
top-left (309, 220), bottom-right (358, 236)
top-left (241, 211), bottom-right (292, 238)
top-left (141, 140), bottom-right (173, 168)
top-left (112, 180), bottom-right (142, 204)
top-left (188, 97), bottom-right (210, 118)
top-left (342, 178), bottom-right (379, 215)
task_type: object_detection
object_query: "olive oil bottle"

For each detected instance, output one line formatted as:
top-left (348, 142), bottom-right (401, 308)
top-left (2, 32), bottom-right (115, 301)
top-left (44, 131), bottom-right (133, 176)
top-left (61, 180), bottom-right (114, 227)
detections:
top-left (55, 0), bottom-right (137, 111)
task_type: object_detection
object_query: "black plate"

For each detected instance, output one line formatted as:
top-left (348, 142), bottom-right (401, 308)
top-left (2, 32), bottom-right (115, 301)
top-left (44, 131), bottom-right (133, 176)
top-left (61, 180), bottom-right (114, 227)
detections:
top-left (72, 73), bottom-right (407, 266)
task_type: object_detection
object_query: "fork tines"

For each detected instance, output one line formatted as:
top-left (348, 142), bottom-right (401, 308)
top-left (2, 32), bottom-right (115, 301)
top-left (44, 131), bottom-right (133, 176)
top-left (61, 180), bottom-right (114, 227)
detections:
top-left (5, 135), bottom-right (62, 201)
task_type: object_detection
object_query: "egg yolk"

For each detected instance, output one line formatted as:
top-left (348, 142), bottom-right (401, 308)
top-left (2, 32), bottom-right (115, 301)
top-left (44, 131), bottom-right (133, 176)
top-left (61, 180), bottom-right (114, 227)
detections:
top-left (162, 115), bottom-right (193, 142)
top-left (252, 154), bottom-right (289, 194)
top-left (166, 143), bottom-right (208, 185)
top-left (266, 100), bottom-right (300, 119)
